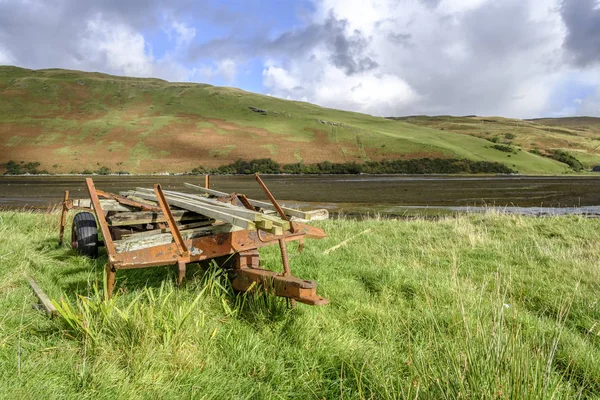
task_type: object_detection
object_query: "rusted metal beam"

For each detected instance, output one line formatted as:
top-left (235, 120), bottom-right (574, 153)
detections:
top-left (58, 190), bottom-right (69, 246)
top-left (277, 237), bottom-right (296, 308)
top-left (111, 229), bottom-right (306, 269)
top-left (154, 184), bottom-right (189, 258)
top-left (254, 173), bottom-right (294, 233)
top-left (106, 263), bottom-right (116, 299)
top-left (237, 194), bottom-right (255, 211)
top-left (232, 267), bottom-right (328, 306)
top-left (85, 178), bottom-right (117, 258)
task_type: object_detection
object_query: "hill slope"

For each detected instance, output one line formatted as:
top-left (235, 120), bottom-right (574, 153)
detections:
top-left (0, 66), bottom-right (585, 174)
top-left (393, 115), bottom-right (600, 171)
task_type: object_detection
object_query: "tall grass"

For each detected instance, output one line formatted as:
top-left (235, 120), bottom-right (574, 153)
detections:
top-left (1, 210), bottom-right (600, 398)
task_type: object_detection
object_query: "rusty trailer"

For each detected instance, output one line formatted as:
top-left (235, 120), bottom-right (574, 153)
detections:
top-left (58, 175), bottom-right (329, 306)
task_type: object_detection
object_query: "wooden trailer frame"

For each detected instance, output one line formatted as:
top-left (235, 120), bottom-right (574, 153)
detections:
top-left (59, 177), bottom-right (328, 306)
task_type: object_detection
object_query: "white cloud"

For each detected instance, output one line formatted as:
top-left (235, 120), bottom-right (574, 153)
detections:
top-left (197, 58), bottom-right (237, 84)
top-left (0, 44), bottom-right (15, 64)
top-left (78, 14), bottom-right (195, 82)
top-left (163, 19), bottom-right (196, 47)
top-left (81, 15), bottom-right (154, 77)
top-left (264, 62), bottom-right (418, 116)
top-left (261, 0), bottom-right (577, 117)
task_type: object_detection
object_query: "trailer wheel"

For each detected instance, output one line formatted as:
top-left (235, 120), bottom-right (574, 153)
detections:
top-left (72, 212), bottom-right (99, 258)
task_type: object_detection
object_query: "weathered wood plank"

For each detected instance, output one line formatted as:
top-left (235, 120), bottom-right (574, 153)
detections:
top-left (255, 219), bottom-right (273, 230)
top-left (107, 210), bottom-right (206, 226)
top-left (132, 191), bottom-right (257, 231)
top-left (120, 220), bottom-right (215, 239)
top-left (29, 278), bottom-right (57, 318)
top-left (158, 189), bottom-right (291, 230)
top-left (114, 223), bottom-right (239, 252)
top-left (73, 199), bottom-right (135, 212)
top-left (160, 190), bottom-right (272, 222)
top-left (133, 188), bottom-right (291, 235)
top-left (183, 182), bottom-right (312, 219)
top-left (259, 213), bottom-right (291, 230)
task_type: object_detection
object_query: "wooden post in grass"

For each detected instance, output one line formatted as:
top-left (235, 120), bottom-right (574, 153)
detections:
top-left (28, 278), bottom-right (57, 318)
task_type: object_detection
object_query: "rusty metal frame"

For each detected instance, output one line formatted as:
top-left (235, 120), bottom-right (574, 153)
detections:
top-left (58, 190), bottom-right (69, 246)
top-left (59, 177), bottom-right (328, 305)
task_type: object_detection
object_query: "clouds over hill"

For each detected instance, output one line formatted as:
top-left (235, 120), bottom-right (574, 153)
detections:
top-left (0, 0), bottom-right (599, 118)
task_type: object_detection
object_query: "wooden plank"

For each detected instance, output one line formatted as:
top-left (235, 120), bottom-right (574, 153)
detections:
top-left (132, 191), bottom-right (257, 230)
top-left (159, 189), bottom-right (290, 229)
top-left (259, 213), bottom-right (291, 230)
top-left (29, 278), bottom-right (57, 318)
top-left (255, 219), bottom-right (273, 230)
top-left (305, 209), bottom-right (329, 221)
top-left (73, 199), bottom-right (135, 212)
top-left (97, 190), bottom-right (162, 212)
top-left (120, 220), bottom-right (215, 239)
top-left (114, 224), bottom-right (239, 252)
top-left (160, 190), bottom-right (272, 222)
top-left (134, 189), bottom-right (290, 235)
top-left (184, 182), bottom-right (311, 219)
top-left (107, 210), bottom-right (205, 226)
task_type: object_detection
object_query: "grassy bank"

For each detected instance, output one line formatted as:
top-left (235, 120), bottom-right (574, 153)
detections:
top-left (1, 211), bottom-right (600, 398)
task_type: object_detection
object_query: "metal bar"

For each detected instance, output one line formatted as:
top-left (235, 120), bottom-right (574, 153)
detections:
top-left (278, 238), bottom-right (291, 276)
top-left (205, 174), bottom-right (210, 189)
top-left (111, 230), bottom-right (306, 269)
top-left (237, 194), bottom-right (255, 211)
top-left (232, 267), bottom-right (328, 306)
top-left (153, 184), bottom-right (189, 257)
top-left (85, 178), bottom-right (117, 257)
top-left (105, 263), bottom-right (116, 299)
top-left (58, 190), bottom-right (69, 246)
top-left (254, 173), bottom-right (294, 233)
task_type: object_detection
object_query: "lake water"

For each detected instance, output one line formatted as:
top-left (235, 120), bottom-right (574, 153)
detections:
top-left (2, 175), bottom-right (600, 216)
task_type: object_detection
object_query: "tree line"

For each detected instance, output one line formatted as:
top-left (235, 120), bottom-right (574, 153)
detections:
top-left (2, 157), bottom-right (516, 176)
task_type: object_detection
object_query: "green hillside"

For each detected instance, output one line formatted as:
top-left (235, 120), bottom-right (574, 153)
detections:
top-left (0, 66), bottom-right (585, 174)
top-left (393, 115), bottom-right (600, 171)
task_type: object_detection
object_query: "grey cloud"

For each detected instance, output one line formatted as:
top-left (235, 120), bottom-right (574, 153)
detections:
top-left (188, 13), bottom-right (378, 75)
top-left (561, 0), bottom-right (600, 66)
top-left (419, 0), bottom-right (441, 9)
top-left (323, 15), bottom-right (379, 74)
top-left (387, 32), bottom-right (412, 46)
top-left (372, 0), bottom-right (564, 117)
top-left (0, 0), bottom-right (252, 72)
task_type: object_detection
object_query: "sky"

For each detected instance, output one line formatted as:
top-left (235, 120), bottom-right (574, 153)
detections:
top-left (0, 0), bottom-right (599, 118)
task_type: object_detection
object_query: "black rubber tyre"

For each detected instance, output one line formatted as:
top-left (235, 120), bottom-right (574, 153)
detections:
top-left (72, 212), bottom-right (99, 258)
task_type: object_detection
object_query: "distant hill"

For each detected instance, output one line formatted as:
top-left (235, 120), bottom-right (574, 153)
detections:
top-left (389, 115), bottom-right (600, 172)
top-left (0, 66), bottom-right (594, 174)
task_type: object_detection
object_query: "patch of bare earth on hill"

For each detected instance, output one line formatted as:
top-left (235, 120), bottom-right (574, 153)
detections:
top-left (122, 94), bottom-right (153, 121)
top-left (140, 117), bottom-right (409, 171)
top-left (1, 113), bottom-right (445, 173)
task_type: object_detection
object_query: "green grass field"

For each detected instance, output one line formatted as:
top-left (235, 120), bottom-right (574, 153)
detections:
top-left (0, 66), bottom-right (586, 174)
top-left (2, 211), bottom-right (600, 398)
